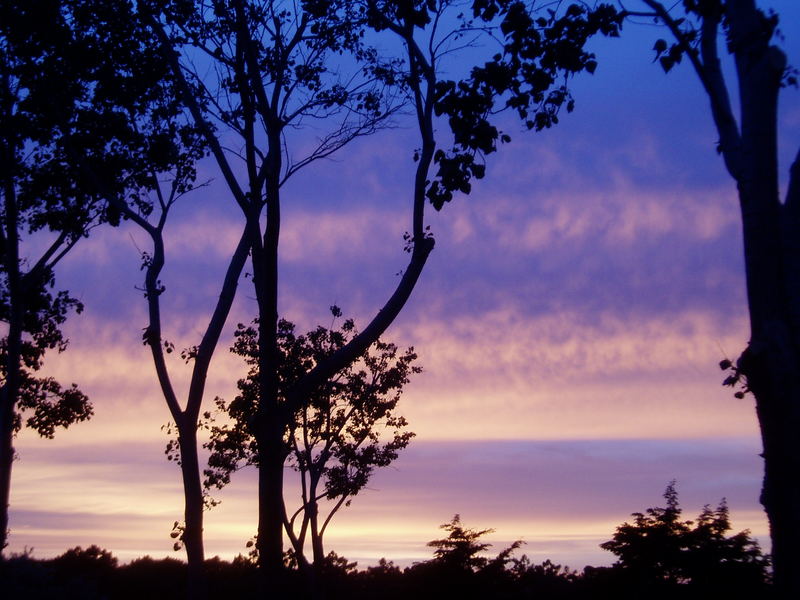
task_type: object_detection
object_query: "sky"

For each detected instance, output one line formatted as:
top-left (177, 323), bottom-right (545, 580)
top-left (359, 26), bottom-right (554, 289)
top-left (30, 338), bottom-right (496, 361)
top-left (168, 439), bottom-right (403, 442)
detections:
top-left (7, 0), bottom-right (800, 571)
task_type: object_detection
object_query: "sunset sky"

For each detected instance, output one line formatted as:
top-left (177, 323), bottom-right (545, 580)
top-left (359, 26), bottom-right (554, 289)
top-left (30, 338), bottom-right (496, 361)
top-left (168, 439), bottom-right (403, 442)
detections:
top-left (7, 0), bottom-right (800, 570)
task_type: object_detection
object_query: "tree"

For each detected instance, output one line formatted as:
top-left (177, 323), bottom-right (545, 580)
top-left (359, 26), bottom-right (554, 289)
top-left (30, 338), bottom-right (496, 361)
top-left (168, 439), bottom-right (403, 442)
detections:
top-left (203, 309), bottom-right (419, 571)
top-left (0, 0), bottom-right (123, 555)
top-left (92, 43), bottom-right (237, 599)
top-left (1, 5), bottom-right (221, 597)
top-left (144, 0), bottom-right (620, 585)
top-left (618, 0), bottom-right (800, 594)
top-left (426, 514), bottom-right (498, 573)
top-left (251, 0), bottom-right (620, 580)
top-left (401, 515), bottom-right (524, 600)
top-left (16, 3), bottom-right (223, 596)
top-left (600, 482), bottom-right (769, 591)
top-left (143, 2), bottom-right (400, 586)
top-left (110, 133), bottom-right (234, 600)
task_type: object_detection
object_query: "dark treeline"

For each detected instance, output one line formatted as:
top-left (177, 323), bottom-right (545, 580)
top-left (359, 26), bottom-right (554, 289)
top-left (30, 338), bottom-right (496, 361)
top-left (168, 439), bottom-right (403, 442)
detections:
top-left (2, 486), bottom-right (773, 600)
top-left (0, 540), bottom-right (771, 600)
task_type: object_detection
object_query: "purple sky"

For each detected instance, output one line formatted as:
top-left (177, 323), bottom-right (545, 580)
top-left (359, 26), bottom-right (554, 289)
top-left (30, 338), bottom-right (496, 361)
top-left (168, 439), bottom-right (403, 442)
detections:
top-left (7, 0), bottom-right (800, 569)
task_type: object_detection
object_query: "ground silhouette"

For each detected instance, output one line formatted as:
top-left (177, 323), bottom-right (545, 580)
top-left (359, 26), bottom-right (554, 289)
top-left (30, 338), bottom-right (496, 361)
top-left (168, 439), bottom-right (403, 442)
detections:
top-left (1, 499), bottom-right (772, 600)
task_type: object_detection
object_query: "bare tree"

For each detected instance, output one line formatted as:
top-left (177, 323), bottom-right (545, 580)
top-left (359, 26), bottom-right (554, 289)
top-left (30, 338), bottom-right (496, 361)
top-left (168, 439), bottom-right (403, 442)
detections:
top-left (617, 0), bottom-right (800, 594)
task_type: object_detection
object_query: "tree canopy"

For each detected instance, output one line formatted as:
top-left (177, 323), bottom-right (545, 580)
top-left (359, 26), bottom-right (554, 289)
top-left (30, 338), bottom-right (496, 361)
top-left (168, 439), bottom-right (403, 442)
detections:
top-left (204, 308), bottom-right (419, 568)
top-left (0, 0), bottom-right (192, 554)
top-left (601, 482), bottom-right (769, 590)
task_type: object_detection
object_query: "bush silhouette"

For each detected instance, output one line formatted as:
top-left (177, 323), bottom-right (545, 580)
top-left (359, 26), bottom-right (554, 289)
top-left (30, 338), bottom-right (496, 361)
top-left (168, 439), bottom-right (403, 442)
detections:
top-left (600, 482), bottom-right (769, 594)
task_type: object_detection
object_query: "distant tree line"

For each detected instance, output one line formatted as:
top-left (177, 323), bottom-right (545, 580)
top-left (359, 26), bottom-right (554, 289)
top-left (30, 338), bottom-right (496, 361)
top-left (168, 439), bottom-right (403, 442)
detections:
top-left (1, 484), bottom-right (772, 600)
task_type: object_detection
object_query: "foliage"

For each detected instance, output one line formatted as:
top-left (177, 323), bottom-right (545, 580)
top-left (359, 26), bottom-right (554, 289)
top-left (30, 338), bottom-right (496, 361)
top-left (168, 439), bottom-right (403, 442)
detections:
top-left (405, 515), bottom-right (556, 600)
top-left (203, 307), bottom-right (418, 561)
top-left (1, 0), bottom-right (202, 435)
top-left (52, 544), bottom-right (119, 571)
top-left (641, 0), bottom-right (793, 83)
top-left (719, 356), bottom-right (749, 399)
top-left (1, 0), bottom-right (210, 561)
top-left (426, 514), bottom-right (499, 572)
top-left (153, 0), bottom-right (399, 187)
top-left (0, 296), bottom-right (92, 439)
top-left (600, 481), bottom-right (770, 588)
top-left (143, 0), bottom-right (412, 576)
top-left (145, 0), bottom-right (625, 577)
top-left (0, 498), bottom-right (771, 599)
top-left (366, 0), bottom-right (623, 210)
top-left (620, 1), bottom-right (798, 593)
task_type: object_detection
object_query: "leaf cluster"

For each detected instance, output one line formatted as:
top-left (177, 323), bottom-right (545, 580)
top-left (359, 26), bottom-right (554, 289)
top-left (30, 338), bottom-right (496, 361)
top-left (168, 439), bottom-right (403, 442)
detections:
top-left (645, 0), bottom-right (784, 76)
top-left (426, 514), bottom-right (498, 572)
top-left (203, 307), bottom-right (418, 508)
top-left (719, 356), bottom-right (748, 399)
top-left (2, 0), bottom-right (205, 439)
top-left (2, 0), bottom-right (203, 230)
top-left (425, 1), bottom-right (622, 209)
top-left (0, 277), bottom-right (91, 438)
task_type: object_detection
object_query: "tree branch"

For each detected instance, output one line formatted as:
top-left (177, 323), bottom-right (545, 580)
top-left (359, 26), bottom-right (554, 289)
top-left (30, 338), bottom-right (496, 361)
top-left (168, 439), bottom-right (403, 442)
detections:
top-left (639, 0), bottom-right (743, 178)
top-left (184, 228), bottom-right (250, 422)
top-left (146, 13), bottom-right (249, 212)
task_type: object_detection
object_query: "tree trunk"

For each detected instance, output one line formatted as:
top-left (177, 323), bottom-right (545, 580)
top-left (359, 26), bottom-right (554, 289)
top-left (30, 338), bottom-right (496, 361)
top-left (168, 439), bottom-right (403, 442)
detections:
top-left (741, 339), bottom-right (800, 598)
top-left (177, 421), bottom-right (207, 600)
top-left (307, 498), bottom-right (326, 600)
top-left (724, 2), bottom-right (800, 596)
top-left (309, 500), bottom-right (324, 569)
top-left (0, 138), bottom-right (22, 557)
top-left (0, 324), bottom-right (19, 557)
top-left (0, 384), bottom-right (15, 556)
top-left (256, 412), bottom-right (287, 597)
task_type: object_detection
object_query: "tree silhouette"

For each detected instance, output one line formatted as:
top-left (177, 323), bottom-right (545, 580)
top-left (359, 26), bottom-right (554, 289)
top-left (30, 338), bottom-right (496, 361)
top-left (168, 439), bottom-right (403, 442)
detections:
top-left (203, 309), bottom-right (419, 572)
top-left (1, 5), bottom-right (223, 596)
top-left (145, 0), bottom-right (623, 586)
top-left (0, 0), bottom-right (138, 554)
top-left (231, 0), bottom-right (620, 580)
top-left (13, 3), bottom-right (220, 596)
top-left (426, 514), bottom-right (499, 573)
top-left (399, 514), bottom-right (525, 600)
top-left (143, 2), bottom-right (400, 586)
top-left (47, 0), bottom-right (621, 590)
top-left (601, 482), bottom-right (769, 591)
top-left (94, 41), bottom-right (235, 600)
top-left (618, 1), bottom-right (800, 594)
